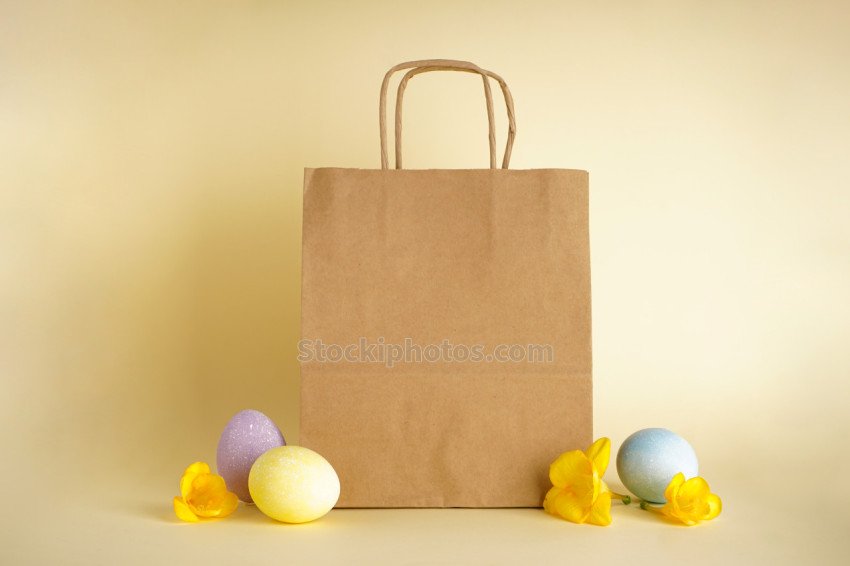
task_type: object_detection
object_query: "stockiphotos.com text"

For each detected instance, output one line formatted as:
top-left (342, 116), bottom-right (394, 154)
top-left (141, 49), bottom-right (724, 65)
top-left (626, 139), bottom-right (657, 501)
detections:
top-left (297, 338), bottom-right (554, 368)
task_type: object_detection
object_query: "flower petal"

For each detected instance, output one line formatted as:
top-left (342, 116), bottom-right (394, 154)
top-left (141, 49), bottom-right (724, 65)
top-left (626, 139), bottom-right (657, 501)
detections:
top-left (588, 491), bottom-right (612, 526)
top-left (180, 462), bottom-right (211, 500)
top-left (585, 437), bottom-right (611, 476)
top-left (188, 474), bottom-right (232, 518)
top-left (212, 492), bottom-right (239, 518)
top-left (546, 488), bottom-right (590, 524)
top-left (672, 513), bottom-right (698, 526)
top-left (543, 486), bottom-right (560, 514)
top-left (664, 472), bottom-right (686, 504)
top-left (704, 493), bottom-right (722, 521)
top-left (549, 450), bottom-right (592, 489)
top-left (174, 496), bottom-right (199, 522)
top-left (677, 477), bottom-right (712, 519)
top-left (679, 476), bottom-right (710, 500)
top-left (590, 467), bottom-right (601, 505)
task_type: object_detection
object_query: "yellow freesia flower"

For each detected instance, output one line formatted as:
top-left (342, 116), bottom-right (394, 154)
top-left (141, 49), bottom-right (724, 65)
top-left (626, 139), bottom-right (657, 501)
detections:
top-left (543, 437), bottom-right (629, 526)
top-left (642, 472), bottom-right (722, 526)
top-left (173, 462), bottom-right (239, 522)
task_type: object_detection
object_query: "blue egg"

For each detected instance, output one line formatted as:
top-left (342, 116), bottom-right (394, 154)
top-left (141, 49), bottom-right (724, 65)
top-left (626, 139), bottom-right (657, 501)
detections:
top-left (616, 428), bottom-right (698, 503)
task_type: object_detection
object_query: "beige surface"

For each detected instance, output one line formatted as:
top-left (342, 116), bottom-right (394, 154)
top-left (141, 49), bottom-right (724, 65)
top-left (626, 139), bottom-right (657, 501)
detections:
top-left (2, 1), bottom-right (849, 564)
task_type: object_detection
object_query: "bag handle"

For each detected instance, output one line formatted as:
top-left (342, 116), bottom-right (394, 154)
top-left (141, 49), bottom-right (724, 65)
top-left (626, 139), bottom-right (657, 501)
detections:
top-left (379, 59), bottom-right (517, 170)
top-left (394, 65), bottom-right (496, 170)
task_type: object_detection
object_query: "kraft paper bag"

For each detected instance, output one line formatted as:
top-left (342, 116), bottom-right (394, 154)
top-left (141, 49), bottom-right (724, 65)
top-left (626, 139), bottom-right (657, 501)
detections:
top-left (300, 60), bottom-right (591, 507)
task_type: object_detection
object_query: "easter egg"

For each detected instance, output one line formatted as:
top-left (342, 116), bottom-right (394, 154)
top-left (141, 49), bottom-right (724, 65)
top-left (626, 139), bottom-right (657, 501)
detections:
top-left (616, 428), bottom-right (699, 504)
top-left (216, 409), bottom-right (286, 502)
top-left (249, 445), bottom-right (340, 523)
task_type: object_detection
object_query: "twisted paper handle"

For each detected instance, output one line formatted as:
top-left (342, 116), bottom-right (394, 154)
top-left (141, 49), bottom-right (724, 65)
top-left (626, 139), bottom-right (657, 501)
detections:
top-left (379, 59), bottom-right (516, 170)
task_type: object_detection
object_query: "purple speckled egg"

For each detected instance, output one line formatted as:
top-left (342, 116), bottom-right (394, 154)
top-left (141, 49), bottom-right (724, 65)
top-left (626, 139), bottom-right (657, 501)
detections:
top-left (216, 409), bottom-right (285, 502)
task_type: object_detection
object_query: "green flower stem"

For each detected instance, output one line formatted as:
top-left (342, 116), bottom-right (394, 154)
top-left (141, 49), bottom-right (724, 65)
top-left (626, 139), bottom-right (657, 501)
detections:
top-left (639, 500), bottom-right (663, 513)
top-left (609, 491), bottom-right (631, 505)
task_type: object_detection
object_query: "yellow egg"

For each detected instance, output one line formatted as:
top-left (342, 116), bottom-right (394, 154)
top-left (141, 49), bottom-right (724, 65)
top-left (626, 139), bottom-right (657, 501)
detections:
top-left (248, 445), bottom-right (340, 523)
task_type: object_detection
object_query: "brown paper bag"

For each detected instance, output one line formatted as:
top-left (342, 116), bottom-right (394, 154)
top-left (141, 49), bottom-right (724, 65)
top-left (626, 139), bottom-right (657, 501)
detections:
top-left (300, 60), bottom-right (591, 507)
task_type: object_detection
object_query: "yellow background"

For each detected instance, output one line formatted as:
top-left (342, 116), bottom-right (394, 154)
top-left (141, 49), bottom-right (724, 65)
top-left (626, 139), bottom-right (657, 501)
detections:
top-left (2, 1), bottom-right (848, 563)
